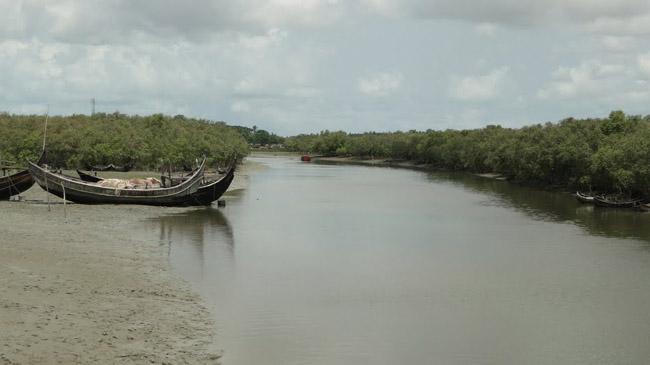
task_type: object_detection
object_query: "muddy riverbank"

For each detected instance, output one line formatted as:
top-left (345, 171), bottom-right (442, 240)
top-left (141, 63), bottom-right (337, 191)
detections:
top-left (0, 160), bottom-right (258, 364)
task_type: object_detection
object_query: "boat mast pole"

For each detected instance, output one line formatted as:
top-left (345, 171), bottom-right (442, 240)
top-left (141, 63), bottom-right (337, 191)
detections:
top-left (42, 105), bottom-right (49, 152)
top-left (43, 106), bottom-right (50, 212)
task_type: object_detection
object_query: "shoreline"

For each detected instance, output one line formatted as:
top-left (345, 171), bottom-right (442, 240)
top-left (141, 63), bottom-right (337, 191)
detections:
top-left (312, 156), bottom-right (508, 180)
top-left (0, 198), bottom-right (222, 364)
top-left (0, 159), bottom-right (258, 364)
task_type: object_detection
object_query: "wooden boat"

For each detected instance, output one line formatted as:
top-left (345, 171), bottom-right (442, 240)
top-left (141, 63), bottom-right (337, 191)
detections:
top-left (76, 169), bottom-right (103, 183)
top-left (77, 165), bottom-right (236, 206)
top-left (0, 151), bottom-right (47, 199)
top-left (593, 196), bottom-right (644, 209)
top-left (301, 155), bottom-right (311, 162)
top-left (29, 159), bottom-right (206, 206)
top-left (634, 203), bottom-right (650, 212)
top-left (0, 169), bottom-right (36, 200)
top-left (186, 165), bottom-right (236, 206)
top-left (86, 162), bottom-right (134, 172)
top-left (575, 191), bottom-right (594, 204)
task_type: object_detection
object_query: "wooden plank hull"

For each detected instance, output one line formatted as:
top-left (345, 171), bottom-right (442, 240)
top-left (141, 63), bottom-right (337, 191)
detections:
top-left (593, 196), bottom-right (644, 209)
top-left (78, 165), bottom-right (236, 206)
top-left (29, 160), bottom-right (206, 206)
top-left (184, 166), bottom-right (235, 206)
top-left (575, 192), bottom-right (594, 204)
top-left (0, 170), bottom-right (35, 199)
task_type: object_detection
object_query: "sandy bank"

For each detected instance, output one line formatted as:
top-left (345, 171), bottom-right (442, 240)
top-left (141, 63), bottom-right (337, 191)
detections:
top-left (0, 159), bottom-right (259, 364)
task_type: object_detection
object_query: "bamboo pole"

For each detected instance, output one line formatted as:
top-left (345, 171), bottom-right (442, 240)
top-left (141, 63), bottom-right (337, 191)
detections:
top-left (42, 106), bottom-right (49, 152)
top-left (61, 182), bottom-right (67, 222)
top-left (45, 171), bottom-right (50, 212)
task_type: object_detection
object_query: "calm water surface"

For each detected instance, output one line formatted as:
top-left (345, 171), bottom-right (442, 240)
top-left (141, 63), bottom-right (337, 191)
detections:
top-left (144, 156), bottom-right (650, 365)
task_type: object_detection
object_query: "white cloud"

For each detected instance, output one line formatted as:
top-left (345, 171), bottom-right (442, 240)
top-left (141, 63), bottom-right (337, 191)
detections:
top-left (475, 23), bottom-right (498, 37)
top-left (537, 61), bottom-right (628, 98)
top-left (0, 0), bottom-right (349, 45)
top-left (231, 101), bottom-right (252, 113)
top-left (363, 0), bottom-right (650, 33)
top-left (449, 67), bottom-right (509, 101)
top-left (638, 53), bottom-right (650, 78)
top-left (358, 73), bottom-right (403, 97)
top-left (601, 36), bottom-right (635, 51)
top-left (585, 13), bottom-right (650, 35)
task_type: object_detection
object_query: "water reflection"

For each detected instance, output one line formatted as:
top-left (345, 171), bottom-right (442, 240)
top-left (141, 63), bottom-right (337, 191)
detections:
top-left (148, 158), bottom-right (650, 365)
top-left (146, 208), bottom-right (235, 283)
top-left (426, 171), bottom-right (650, 243)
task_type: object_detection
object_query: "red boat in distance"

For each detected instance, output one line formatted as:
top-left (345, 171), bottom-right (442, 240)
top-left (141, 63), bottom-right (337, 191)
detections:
top-left (301, 155), bottom-right (311, 162)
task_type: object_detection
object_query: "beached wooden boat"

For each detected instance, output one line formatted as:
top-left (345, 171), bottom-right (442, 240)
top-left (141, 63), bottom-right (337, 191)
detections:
top-left (186, 165), bottom-right (236, 206)
top-left (575, 191), bottom-right (594, 204)
top-left (29, 159), bottom-right (206, 206)
top-left (593, 196), bottom-right (644, 209)
top-left (0, 151), bottom-right (47, 199)
top-left (0, 169), bottom-right (36, 199)
top-left (77, 165), bottom-right (236, 206)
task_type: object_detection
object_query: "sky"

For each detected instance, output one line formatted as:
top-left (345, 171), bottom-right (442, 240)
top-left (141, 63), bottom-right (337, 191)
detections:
top-left (1, 0), bottom-right (649, 135)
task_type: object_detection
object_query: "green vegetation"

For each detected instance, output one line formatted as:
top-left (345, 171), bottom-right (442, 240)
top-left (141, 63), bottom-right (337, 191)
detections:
top-left (285, 111), bottom-right (650, 196)
top-left (232, 125), bottom-right (284, 146)
top-left (0, 113), bottom-right (248, 169)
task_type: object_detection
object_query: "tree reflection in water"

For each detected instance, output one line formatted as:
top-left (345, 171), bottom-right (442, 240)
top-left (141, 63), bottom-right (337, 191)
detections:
top-left (425, 171), bottom-right (650, 244)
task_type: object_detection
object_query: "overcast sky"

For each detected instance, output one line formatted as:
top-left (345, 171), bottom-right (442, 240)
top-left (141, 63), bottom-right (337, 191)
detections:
top-left (1, 0), bottom-right (650, 135)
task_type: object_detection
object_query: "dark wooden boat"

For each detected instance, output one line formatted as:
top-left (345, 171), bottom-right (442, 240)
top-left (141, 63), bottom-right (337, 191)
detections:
top-left (86, 162), bottom-right (134, 172)
top-left (575, 191), bottom-right (594, 204)
top-left (0, 151), bottom-right (47, 199)
top-left (301, 155), bottom-right (311, 162)
top-left (593, 196), bottom-right (644, 209)
top-left (186, 165), bottom-right (236, 206)
top-left (29, 159), bottom-right (206, 206)
top-left (77, 165), bottom-right (236, 206)
top-left (634, 203), bottom-right (650, 212)
top-left (76, 169), bottom-right (103, 183)
top-left (0, 169), bottom-right (36, 200)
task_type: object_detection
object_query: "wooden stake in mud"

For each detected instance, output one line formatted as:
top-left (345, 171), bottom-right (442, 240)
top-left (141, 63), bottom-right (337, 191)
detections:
top-left (61, 182), bottom-right (67, 222)
top-left (45, 171), bottom-right (51, 212)
top-left (43, 106), bottom-right (51, 212)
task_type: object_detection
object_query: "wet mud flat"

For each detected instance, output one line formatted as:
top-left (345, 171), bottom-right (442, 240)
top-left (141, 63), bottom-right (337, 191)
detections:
top-left (0, 193), bottom-right (224, 364)
top-left (0, 158), bottom-right (260, 365)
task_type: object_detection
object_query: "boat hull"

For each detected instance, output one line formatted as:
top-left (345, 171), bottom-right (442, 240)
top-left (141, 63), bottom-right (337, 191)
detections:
top-left (593, 196), bottom-right (643, 209)
top-left (30, 160), bottom-right (205, 206)
top-left (184, 166), bottom-right (235, 206)
top-left (0, 170), bottom-right (35, 199)
top-left (79, 166), bottom-right (236, 206)
top-left (575, 192), bottom-right (594, 204)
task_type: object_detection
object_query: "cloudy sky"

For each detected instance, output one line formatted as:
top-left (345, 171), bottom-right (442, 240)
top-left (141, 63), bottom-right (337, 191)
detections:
top-left (1, 0), bottom-right (649, 135)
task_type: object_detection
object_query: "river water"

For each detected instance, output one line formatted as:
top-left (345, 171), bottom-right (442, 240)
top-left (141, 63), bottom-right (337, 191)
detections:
top-left (143, 155), bottom-right (650, 365)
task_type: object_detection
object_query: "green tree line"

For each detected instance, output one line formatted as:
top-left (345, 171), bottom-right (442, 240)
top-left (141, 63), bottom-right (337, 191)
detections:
top-left (231, 125), bottom-right (285, 145)
top-left (285, 111), bottom-right (650, 196)
top-left (0, 113), bottom-right (249, 170)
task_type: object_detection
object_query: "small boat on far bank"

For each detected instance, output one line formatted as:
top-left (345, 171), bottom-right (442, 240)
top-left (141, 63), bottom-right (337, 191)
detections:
top-left (575, 191), bottom-right (594, 204)
top-left (301, 155), bottom-right (311, 162)
top-left (593, 196), bottom-right (644, 209)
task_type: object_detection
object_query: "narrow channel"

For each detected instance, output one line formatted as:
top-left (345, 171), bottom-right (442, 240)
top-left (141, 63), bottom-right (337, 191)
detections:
top-left (144, 155), bottom-right (650, 365)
